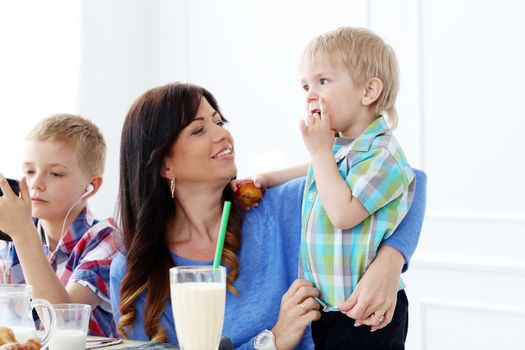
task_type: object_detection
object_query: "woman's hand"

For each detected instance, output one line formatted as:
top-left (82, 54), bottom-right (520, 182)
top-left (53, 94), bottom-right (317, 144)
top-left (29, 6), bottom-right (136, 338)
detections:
top-left (338, 246), bottom-right (404, 331)
top-left (0, 176), bottom-right (34, 239)
top-left (272, 279), bottom-right (321, 350)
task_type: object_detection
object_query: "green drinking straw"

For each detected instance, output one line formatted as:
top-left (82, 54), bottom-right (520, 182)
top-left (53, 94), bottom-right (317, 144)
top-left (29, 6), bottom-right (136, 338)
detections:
top-left (213, 201), bottom-right (231, 269)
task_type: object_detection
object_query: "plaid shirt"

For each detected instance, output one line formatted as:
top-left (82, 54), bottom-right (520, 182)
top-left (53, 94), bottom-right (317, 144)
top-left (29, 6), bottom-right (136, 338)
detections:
top-left (0, 206), bottom-right (118, 336)
top-left (299, 116), bottom-right (415, 310)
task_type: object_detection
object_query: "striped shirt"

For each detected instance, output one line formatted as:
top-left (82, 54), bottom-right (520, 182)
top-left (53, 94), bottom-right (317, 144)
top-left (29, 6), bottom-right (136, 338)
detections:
top-left (299, 116), bottom-right (415, 310)
top-left (0, 206), bottom-right (118, 336)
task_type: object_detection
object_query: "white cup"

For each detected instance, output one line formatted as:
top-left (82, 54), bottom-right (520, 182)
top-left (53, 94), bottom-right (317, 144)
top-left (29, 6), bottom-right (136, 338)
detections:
top-left (48, 303), bottom-right (91, 350)
top-left (170, 266), bottom-right (226, 350)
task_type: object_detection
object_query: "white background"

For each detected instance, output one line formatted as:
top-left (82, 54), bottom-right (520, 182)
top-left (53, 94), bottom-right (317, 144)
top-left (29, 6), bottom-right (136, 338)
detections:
top-left (1, 1), bottom-right (525, 349)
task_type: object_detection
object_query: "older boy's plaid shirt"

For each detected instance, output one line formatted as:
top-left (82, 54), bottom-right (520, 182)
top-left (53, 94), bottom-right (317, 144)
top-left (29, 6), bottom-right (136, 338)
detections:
top-left (0, 206), bottom-right (118, 336)
top-left (299, 116), bottom-right (415, 310)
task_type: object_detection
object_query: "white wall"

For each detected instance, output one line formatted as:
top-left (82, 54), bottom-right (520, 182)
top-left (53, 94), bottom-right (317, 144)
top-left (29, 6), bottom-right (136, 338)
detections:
top-left (1, 1), bottom-right (525, 348)
top-left (0, 0), bottom-right (82, 178)
top-left (398, 1), bottom-right (525, 349)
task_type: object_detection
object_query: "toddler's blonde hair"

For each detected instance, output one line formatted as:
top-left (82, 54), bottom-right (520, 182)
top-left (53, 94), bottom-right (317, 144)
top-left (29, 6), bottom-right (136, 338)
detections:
top-left (302, 26), bottom-right (400, 129)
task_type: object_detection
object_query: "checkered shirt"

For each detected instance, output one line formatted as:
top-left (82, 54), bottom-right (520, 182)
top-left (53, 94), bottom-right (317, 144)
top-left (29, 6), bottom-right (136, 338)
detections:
top-left (0, 206), bottom-right (118, 336)
top-left (299, 116), bottom-right (415, 310)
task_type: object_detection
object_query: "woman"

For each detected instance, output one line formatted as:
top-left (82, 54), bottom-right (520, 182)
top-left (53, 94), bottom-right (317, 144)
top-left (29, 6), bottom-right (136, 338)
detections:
top-left (110, 83), bottom-right (426, 349)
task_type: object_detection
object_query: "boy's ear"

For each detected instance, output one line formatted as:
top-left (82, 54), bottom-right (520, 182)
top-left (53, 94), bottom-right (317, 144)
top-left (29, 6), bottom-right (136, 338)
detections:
top-left (87, 175), bottom-right (103, 196)
top-left (361, 77), bottom-right (383, 106)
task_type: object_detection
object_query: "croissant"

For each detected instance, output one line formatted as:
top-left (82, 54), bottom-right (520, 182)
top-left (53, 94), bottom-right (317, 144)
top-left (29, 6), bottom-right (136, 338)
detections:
top-left (0, 339), bottom-right (41, 350)
top-left (0, 327), bottom-right (41, 350)
top-left (0, 328), bottom-right (16, 345)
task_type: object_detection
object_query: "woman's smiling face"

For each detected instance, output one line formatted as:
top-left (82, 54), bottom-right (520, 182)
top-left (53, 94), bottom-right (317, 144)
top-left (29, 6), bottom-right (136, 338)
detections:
top-left (164, 96), bottom-right (237, 188)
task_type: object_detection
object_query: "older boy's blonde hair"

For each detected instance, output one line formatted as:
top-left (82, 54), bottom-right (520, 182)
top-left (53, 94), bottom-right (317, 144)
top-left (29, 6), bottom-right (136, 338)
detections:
top-left (302, 26), bottom-right (400, 129)
top-left (26, 113), bottom-right (106, 176)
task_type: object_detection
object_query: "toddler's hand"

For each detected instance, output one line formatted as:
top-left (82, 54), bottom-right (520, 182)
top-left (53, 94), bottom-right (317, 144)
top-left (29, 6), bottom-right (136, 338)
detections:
top-left (299, 97), bottom-right (335, 157)
top-left (230, 175), bottom-right (267, 192)
top-left (230, 178), bottom-right (265, 210)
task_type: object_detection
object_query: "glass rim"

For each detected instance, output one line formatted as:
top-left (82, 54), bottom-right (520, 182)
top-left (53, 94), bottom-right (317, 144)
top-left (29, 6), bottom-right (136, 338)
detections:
top-left (52, 303), bottom-right (92, 311)
top-left (0, 284), bottom-right (32, 293)
top-left (169, 265), bottom-right (226, 273)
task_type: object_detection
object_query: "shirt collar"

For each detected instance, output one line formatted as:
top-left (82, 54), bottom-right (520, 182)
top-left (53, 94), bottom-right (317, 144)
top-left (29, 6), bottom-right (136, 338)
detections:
top-left (38, 206), bottom-right (94, 256)
top-left (60, 206), bottom-right (94, 249)
top-left (334, 116), bottom-right (389, 161)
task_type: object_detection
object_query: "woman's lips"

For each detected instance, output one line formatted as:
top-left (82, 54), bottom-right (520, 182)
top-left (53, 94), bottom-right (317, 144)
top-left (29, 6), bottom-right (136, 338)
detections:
top-left (212, 147), bottom-right (234, 160)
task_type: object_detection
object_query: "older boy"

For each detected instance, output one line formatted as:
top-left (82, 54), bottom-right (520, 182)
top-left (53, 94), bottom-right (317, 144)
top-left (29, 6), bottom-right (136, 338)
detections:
top-left (0, 114), bottom-right (117, 337)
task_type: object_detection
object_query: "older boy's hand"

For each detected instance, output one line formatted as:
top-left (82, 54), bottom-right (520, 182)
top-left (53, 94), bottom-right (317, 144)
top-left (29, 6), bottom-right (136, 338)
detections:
top-left (0, 175), bottom-right (34, 239)
top-left (299, 97), bottom-right (334, 157)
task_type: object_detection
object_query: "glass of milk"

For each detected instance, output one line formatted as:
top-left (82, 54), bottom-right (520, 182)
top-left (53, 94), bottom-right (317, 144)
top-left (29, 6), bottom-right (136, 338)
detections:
top-left (48, 303), bottom-right (91, 350)
top-left (170, 266), bottom-right (226, 350)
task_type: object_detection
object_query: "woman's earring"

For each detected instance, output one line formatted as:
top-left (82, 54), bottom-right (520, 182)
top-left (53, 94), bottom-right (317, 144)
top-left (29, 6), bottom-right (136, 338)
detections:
top-left (170, 179), bottom-right (175, 198)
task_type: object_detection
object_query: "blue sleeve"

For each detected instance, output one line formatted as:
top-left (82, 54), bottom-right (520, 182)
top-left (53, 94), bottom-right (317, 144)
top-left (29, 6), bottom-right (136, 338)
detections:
top-left (235, 336), bottom-right (256, 350)
top-left (382, 169), bottom-right (427, 272)
top-left (109, 251), bottom-right (126, 332)
top-left (228, 177), bottom-right (312, 350)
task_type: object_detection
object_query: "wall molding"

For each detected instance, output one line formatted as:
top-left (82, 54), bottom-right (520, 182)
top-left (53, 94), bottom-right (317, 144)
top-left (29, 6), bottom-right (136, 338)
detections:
top-left (411, 253), bottom-right (525, 275)
top-left (415, 0), bottom-right (425, 169)
top-left (426, 210), bottom-right (525, 223)
top-left (420, 297), bottom-right (525, 315)
top-left (419, 298), bottom-right (525, 349)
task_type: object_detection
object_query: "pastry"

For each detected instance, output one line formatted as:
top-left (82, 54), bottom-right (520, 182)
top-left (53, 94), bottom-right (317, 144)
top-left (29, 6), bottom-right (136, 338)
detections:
top-left (0, 327), bottom-right (41, 350)
top-left (235, 182), bottom-right (263, 208)
top-left (0, 328), bottom-right (15, 345)
top-left (0, 339), bottom-right (41, 350)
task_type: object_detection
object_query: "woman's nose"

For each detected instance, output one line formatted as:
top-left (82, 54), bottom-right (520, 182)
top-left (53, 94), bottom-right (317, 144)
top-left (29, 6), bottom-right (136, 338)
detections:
top-left (212, 124), bottom-right (230, 142)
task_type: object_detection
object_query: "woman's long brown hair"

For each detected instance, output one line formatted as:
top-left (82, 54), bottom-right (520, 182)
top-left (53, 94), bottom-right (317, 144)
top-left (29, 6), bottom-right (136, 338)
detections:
top-left (116, 83), bottom-right (242, 342)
